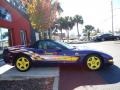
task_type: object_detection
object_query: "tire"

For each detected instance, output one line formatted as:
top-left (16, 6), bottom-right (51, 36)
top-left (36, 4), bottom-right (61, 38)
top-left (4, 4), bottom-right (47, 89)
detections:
top-left (15, 55), bottom-right (32, 72)
top-left (85, 54), bottom-right (103, 71)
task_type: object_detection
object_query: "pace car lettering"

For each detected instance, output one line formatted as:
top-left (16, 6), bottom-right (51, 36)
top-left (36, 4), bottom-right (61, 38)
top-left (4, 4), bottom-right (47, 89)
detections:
top-left (44, 51), bottom-right (58, 55)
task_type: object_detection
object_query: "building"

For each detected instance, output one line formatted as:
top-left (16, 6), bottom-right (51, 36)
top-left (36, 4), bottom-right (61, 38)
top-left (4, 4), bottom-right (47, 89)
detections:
top-left (0, 0), bottom-right (31, 47)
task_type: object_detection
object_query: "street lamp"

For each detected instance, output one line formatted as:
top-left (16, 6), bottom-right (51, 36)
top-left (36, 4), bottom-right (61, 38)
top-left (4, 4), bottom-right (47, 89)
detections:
top-left (111, 0), bottom-right (114, 35)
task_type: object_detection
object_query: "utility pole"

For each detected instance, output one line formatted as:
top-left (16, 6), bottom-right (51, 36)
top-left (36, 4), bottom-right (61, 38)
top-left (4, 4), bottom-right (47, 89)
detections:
top-left (111, 0), bottom-right (114, 35)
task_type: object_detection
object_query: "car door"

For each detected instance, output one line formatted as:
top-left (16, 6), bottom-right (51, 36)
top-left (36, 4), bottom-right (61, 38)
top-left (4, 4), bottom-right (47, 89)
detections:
top-left (102, 34), bottom-right (113, 40)
top-left (110, 34), bottom-right (116, 40)
top-left (107, 34), bottom-right (114, 40)
top-left (36, 40), bottom-right (78, 62)
top-left (36, 40), bottom-right (61, 54)
top-left (104, 34), bottom-right (115, 40)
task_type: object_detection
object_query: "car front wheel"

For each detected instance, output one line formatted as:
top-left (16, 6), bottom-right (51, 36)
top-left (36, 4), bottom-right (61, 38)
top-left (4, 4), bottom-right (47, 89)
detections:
top-left (85, 54), bottom-right (103, 70)
top-left (15, 55), bottom-right (31, 72)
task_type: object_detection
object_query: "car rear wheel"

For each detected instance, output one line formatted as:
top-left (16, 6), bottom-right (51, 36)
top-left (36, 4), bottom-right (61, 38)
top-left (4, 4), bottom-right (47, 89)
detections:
top-left (15, 55), bottom-right (31, 72)
top-left (85, 54), bottom-right (103, 70)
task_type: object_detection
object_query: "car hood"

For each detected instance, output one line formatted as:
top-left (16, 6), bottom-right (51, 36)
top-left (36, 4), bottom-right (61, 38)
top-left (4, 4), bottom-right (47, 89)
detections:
top-left (72, 46), bottom-right (113, 59)
top-left (73, 45), bottom-right (96, 51)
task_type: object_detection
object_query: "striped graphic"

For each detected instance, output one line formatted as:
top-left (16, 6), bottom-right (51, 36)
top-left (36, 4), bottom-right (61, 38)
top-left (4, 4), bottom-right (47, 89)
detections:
top-left (8, 47), bottom-right (79, 62)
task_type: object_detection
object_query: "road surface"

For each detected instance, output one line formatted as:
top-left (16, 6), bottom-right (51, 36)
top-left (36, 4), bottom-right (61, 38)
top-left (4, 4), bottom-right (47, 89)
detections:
top-left (59, 41), bottom-right (120, 90)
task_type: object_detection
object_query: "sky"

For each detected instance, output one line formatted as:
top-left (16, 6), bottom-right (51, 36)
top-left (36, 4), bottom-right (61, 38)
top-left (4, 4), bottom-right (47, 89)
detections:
top-left (58, 0), bottom-right (120, 35)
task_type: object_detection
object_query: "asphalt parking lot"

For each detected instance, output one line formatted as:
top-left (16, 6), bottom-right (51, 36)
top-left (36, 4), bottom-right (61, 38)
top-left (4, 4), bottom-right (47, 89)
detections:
top-left (59, 41), bottom-right (120, 90)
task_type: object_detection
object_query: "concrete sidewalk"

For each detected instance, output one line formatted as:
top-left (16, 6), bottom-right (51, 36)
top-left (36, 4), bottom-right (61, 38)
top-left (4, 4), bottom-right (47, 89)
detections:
top-left (67, 41), bottom-right (91, 44)
top-left (0, 65), bottom-right (59, 90)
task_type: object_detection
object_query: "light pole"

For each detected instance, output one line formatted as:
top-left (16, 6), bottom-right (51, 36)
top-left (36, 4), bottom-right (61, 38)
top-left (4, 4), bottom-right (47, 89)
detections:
top-left (111, 0), bottom-right (114, 35)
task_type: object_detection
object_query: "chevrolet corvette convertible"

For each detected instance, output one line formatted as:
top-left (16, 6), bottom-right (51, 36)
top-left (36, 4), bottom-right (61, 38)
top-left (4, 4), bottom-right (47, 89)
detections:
top-left (3, 39), bottom-right (113, 72)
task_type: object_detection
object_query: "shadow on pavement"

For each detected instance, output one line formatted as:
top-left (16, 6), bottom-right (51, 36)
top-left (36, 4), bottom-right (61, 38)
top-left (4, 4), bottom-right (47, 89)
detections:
top-left (98, 65), bottom-right (120, 84)
top-left (59, 65), bottom-right (120, 90)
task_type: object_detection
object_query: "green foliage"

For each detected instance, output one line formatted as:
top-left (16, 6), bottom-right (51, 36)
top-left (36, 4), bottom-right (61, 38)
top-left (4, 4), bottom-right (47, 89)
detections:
top-left (55, 16), bottom-right (75, 41)
top-left (21, 0), bottom-right (62, 30)
top-left (73, 15), bottom-right (83, 24)
top-left (21, 0), bottom-right (63, 39)
top-left (84, 25), bottom-right (95, 40)
top-left (85, 25), bottom-right (94, 32)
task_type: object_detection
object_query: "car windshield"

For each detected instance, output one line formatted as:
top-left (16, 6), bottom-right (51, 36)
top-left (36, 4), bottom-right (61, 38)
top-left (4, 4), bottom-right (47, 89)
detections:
top-left (55, 41), bottom-right (74, 49)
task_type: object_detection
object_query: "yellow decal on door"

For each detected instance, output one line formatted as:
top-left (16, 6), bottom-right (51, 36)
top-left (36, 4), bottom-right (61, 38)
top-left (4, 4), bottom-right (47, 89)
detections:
top-left (56, 56), bottom-right (79, 62)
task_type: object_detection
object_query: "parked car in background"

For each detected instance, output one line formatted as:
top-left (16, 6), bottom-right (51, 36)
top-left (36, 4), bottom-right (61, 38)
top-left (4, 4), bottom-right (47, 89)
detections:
top-left (94, 34), bottom-right (120, 41)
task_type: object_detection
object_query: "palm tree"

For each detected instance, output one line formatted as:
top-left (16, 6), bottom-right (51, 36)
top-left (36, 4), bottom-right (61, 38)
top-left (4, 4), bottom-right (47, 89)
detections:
top-left (67, 16), bottom-right (75, 41)
top-left (84, 25), bottom-right (94, 41)
top-left (56, 2), bottom-right (63, 15)
top-left (56, 17), bottom-right (65, 40)
top-left (73, 15), bottom-right (84, 40)
top-left (56, 16), bottom-right (75, 41)
top-left (63, 16), bottom-right (69, 41)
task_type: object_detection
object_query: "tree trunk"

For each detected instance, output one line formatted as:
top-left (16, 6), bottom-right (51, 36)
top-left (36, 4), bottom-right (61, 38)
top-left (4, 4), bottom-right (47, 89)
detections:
top-left (60, 29), bottom-right (63, 40)
top-left (88, 31), bottom-right (90, 41)
top-left (40, 30), bottom-right (45, 40)
top-left (48, 29), bottom-right (51, 39)
top-left (67, 30), bottom-right (69, 42)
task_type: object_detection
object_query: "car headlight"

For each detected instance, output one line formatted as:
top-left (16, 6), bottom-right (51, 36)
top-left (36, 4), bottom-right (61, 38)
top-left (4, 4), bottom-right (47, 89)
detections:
top-left (108, 59), bottom-right (113, 63)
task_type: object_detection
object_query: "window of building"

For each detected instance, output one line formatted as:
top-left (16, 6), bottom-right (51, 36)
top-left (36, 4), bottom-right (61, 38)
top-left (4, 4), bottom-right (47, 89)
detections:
top-left (0, 27), bottom-right (9, 59)
top-left (20, 30), bottom-right (27, 45)
top-left (0, 6), bottom-right (12, 22)
top-left (6, 0), bottom-right (26, 14)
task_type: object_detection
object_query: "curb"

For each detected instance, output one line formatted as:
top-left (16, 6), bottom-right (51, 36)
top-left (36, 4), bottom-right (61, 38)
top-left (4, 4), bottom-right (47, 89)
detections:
top-left (67, 41), bottom-right (91, 44)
